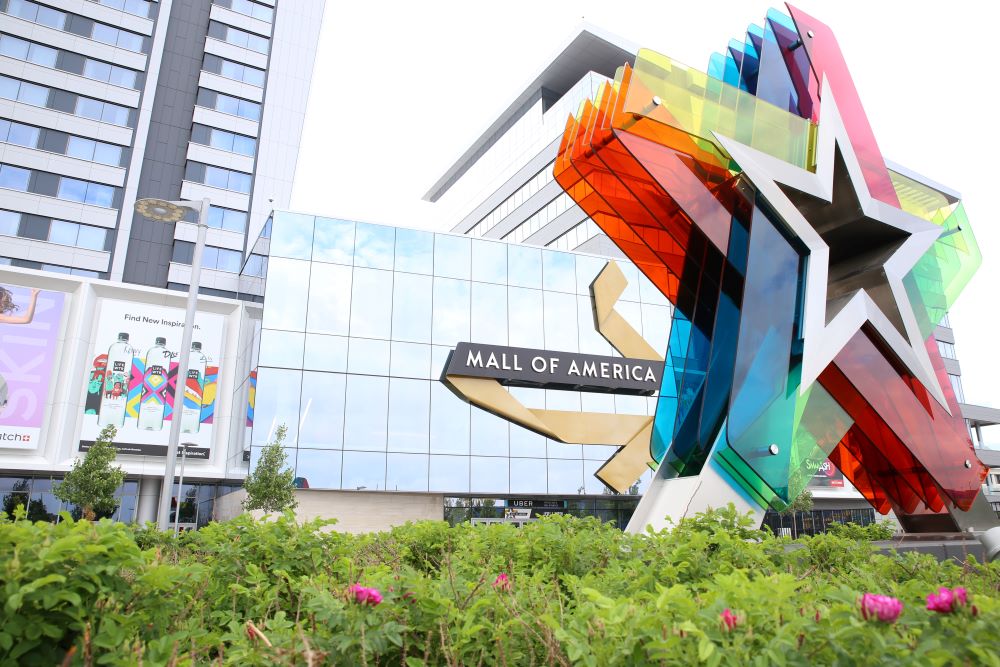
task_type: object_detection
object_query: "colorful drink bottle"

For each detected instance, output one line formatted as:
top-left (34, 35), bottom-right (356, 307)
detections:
top-left (138, 337), bottom-right (170, 431)
top-left (98, 332), bottom-right (130, 427)
top-left (180, 341), bottom-right (208, 434)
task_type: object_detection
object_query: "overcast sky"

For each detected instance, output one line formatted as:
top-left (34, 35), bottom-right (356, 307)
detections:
top-left (291, 1), bottom-right (1000, 433)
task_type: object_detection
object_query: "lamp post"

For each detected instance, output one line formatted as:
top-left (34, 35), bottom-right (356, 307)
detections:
top-left (133, 197), bottom-right (210, 531)
top-left (174, 441), bottom-right (193, 536)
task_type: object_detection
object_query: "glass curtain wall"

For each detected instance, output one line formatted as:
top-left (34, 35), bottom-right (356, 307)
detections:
top-left (246, 212), bottom-right (672, 495)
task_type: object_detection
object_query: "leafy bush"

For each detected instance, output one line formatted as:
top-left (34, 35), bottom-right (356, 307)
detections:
top-left (827, 520), bottom-right (897, 541)
top-left (2, 506), bottom-right (999, 665)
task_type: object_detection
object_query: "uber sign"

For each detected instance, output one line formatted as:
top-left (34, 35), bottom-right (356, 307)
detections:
top-left (444, 342), bottom-right (663, 395)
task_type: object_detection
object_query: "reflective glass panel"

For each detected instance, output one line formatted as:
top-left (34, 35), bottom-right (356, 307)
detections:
top-left (298, 371), bottom-right (346, 449)
top-left (433, 234), bottom-right (471, 280)
top-left (471, 456), bottom-right (509, 493)
top-left (342, 451), bottom-right (386, 491)
top-left (471, 239), bottom-right (507, 284)
top-left (617, 261), bottom-right (641, 302)
top-left (548, 439), bottom-right (583, 460)
top-left (347, 337), bottom-right (389, 375)
top-left (354, 222), bottom-right (394, 269)
top-left (510, 458), bottom-right (547, 494)
top-left (542, 250), bottom-right (577, 293)
top-left (508, 245), bottom-right (542, 288)
top-left (543, 291), bottom-right (578, 352)
top-left (431, 278), bottom-right (470, 346)
top-left (262, 258), bottom-right (309, 331)
top-left (251, 368), bottom-right (301, 446)
top-left (303, 334), bottom-right (348, 372)
top-left (429, 381), bottom-right (469, 454)
top-left (394, 227), bottom-right (433, 274)
top-left (389, 341), bottom-right (431, 379)
top-left (269, 212), bottom-right (314, 259)
top-left (387, 378), bottom-right (429, 452)
top-left (312, 217), bottom-right (354, 264)
top-left (390, 273), bottom-right (431, 343)
top-left (546, 389), bottom-right (580, 411)
top-left (583, 459), bottom-right (616, 494)
top-left (430, 345), bottom-right (452, 379)
top-left (548, 459), bottom-right (584, 493)
top-left (471, 408), bottom-right (508, 457)
top-left (429, 455), bottom-right (470, 493)
top-left (507, 287), bottom-right (543, 348)
top-left (350, 268), bottom-right (393, 339)
top-left (343, 375), bottom-right (388, 451)
top-left (386, 453), bottom-right (429, 492)
top-left (615, 394), bottom-right (648, 415)
top-left (296, 449), bottom-right (341, 489)
top-left (577, 295), bottom-right (613, 355)
top-left (641, 304), bottom-right (671, 356)
top-left (509, 422), bottom-right (545, 458)
top-left (258, 328), bottom-right (304, 368)
top-left (306, 263), bottom-right (352, 336)
top-left (575, 255), bottom-right (607, 295)
top-left (471, 282), bottom-right (508, 346)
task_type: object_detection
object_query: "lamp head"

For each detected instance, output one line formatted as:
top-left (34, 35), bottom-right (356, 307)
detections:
top-left (135, 198), bottom-right (187, 223)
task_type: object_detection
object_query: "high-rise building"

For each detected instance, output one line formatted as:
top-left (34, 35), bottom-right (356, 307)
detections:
top-left (0, 0), bottom-right (324, 299)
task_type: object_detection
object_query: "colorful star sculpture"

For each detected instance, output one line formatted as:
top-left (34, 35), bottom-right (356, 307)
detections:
top-left (554, 5), bottom-right (988, 530)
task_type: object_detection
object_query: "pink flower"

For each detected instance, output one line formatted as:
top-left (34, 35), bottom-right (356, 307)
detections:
top-left (492, 573), bottom-right (511, 591)
top-left (860, 594), bottom-right (903, 623)
top-left (720, 608), bottom-right (738, 631)
top-left (348, 584), bottom-right (383, 606)
top-left (926, 586), bottom-right (969, 614)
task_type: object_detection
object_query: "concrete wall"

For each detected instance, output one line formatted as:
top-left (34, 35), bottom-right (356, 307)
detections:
top-left (214, 488), bottom-right (445, 533)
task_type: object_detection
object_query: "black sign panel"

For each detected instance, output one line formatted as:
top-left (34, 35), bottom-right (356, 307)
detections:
top-left (506, 498), bottom-right (567, 509)
top-left (79, 441), bottom-right (210, 459)
top-left (445, 342), bottom-right (663, 395)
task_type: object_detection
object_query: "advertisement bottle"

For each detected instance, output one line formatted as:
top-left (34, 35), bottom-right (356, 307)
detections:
top-left (98, 332), bottom-right (131, 427)
top-left (181, 341), bottom-right (208, 434)
top-left (138, 337), bottom-right (171, 431)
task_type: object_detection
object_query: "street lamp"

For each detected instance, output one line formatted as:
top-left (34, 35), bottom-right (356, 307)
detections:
top-left (133, 197), bottom-right (210, 531)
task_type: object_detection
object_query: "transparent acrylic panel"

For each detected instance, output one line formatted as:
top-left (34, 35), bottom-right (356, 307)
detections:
top-left (508, 245), bottom-right (542, 288)
top-left (575, 255), bottom-right (607, 295)
top-left (429, 381), bottom-right (469, 454)
top-left (471, 282), bottom-right (508, 346)
top-left (548, 459), bottom-right (584, 493)
top-left (542, 250), bottom-right (577, 293)
top-left (350, 268), bottom-right (393, 339)
top-left (270, 212), bottom-right (314, 260)
top-left (434, 234), bottom-right (471, 280)
top-left (432, 277), bottom-right (470, 346)
top-left (471, 456), bottom-right (510, 494)
top-left (471, 239), bottom-right (507, 284)
top-left (262, 258), bottom-right (310, 331)
top-left (390, 341), bottom-right (431, 379)
top-left (342, 451), bottom-right (386, 491)
top-left (387, 378), bottom-right (430, 453)
top-left (251, 368), bottom-right (301, 446)
top-left (298, 371), bottom-right (346, 449)
top-left (509, 422), bottom-right (545, 458)
top-left (347, 337), bottom-right (390, 375)
top-left (296, 449), bottom-right (342, 489)
top-left (471, 407), bottom-right (509, 457)
top-left (384, 453), bottom-right (429, 492)
top-left (429, 455), bottom-right (470, 493)
top-left (353, 222), bottom-right (394, 269)
top-left (543, 291), bottom-right (579, 352)
top-left (313, 217), bottom-right (355, 264)
top-left (508, 287), bottom-right (543, 348)
top-left (258, 329), bottom-right (304, 368)
top-left (343, 375), bottom-right (388, 451)
top-left (577, 295), bottom-right (614, 355)
top-left (306, 263), bottom-right (352, 336)
top-left (304, 334), bottom-right (348, 373)
top-left (391, 273), bottom-right (432, 343)
top-left (510, 458), bottom-right (547, 494)
top-left (394, 227), bottom-right (434, 274)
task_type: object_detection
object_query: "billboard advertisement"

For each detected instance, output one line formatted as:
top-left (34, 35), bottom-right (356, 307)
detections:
top-left (81, 298), bottom-right (224, 456)
top-left (810, 458), bottom-right (845, 488)
top-left (0, 283), bottom-right (65, 449)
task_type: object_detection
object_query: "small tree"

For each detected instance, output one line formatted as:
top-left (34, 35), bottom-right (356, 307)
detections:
top-left (243, 424), bottom-right (297, 513)
top-left (55, 424), bottom-right (125, 520)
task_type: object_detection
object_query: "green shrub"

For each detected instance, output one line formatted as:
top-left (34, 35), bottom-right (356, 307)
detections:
top-left (2, 505), bottom-right (998, 665)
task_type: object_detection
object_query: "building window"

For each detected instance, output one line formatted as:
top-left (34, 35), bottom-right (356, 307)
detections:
top-left (195, 87), bottom-right (261, 121)
top-left (172, 240), bottom-right (244, 273)
top-left (203, 53), bottom-right (265, 87)
top-left (185, 161), bottom-right (252, 194)
top-left (937, 340), bottom-right (957, 360)
top-left (502, 192), bottom-right (574, 244)
top-left (0, 33), bottom-right (140, 89)
top-left (0, 74), bottom-right (131, 127)
top-left (56, 176), bottom-right (115, 207)
top-left (949, 374), bottom-right (966, 403)
top-left (207, 20), bottom-right (269, 54)
top-left (470, 161), bottom-right (556, 238)
top-left (547, 219), bottom-right (602, 252)
top-left (86, 0), bottom-right (154, 19)
top-left (2, 0), bottom-right (146, 53)
top-left (0, 119), bottom-right (125, 167)
top-left (0, 163), bottom-right (30, 191)
top-left (190, 123), bottom-right (256, 156)
top-left (214, 0), bottom-right (274, 23)
top-left (206, 205), bottom-right (248, 232)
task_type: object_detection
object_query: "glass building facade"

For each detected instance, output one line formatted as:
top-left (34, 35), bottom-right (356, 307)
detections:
top-left (239, 211), bottom-right (673, 497)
